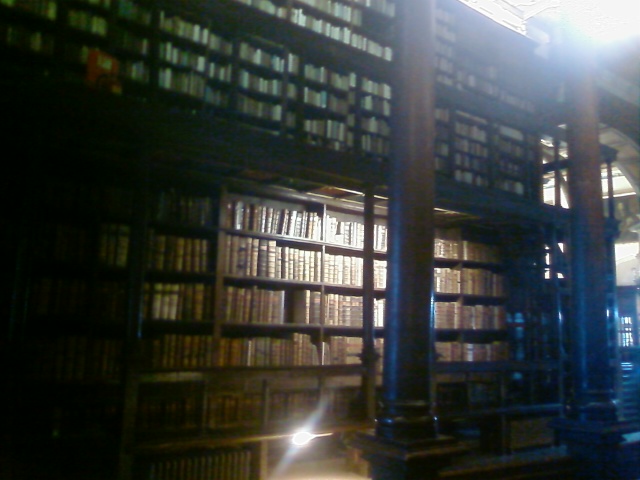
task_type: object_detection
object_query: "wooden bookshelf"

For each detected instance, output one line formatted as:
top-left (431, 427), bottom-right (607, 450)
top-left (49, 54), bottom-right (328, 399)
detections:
top-left (0, 0), bottom-right (550, 199)
top-left (1, 0), bottom-right (571, 477)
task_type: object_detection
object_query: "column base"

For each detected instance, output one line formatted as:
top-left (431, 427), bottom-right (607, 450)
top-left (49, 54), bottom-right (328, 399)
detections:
top-left (551, 418), bottom-right (640, 479)
top-left (349, 429), bottom-right (467, 480)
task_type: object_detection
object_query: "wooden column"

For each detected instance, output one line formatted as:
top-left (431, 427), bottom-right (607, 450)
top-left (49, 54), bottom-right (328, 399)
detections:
top-left (551, 29), bottom-right (640, 480)
top-left (376, 0), bottom-right (438, 441)
top-left (351, 0), bottom-right (465, 476)
top-left (563, 33), bottom-right (617, 423)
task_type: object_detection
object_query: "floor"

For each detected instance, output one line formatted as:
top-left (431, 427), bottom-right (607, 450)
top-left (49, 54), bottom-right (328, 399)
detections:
top-left (269, 458), bottom-right (368, 480)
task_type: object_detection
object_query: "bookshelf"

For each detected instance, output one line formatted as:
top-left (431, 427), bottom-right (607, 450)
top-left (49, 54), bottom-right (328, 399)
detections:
top-left (2, 0), bottom-right (569, 476)
top-left (127, 175), bottom-right (392, 479)
top-left (429, 224), bottom-right (562, 453)
top-left (0, 0), bottom-right (548, 199)
top-left (5, 154), bottom-right (566, 477)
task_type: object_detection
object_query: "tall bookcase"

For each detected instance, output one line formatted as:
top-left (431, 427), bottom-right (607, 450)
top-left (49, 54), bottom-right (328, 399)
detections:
top-left (3, 0), bottom-right (568, 478)
top-left (7, 160), bottom-right (564, 478)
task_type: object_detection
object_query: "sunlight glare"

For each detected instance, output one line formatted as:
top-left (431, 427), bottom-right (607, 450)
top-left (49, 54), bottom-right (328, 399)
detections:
top-left (560, 0), bottom-right (640, 42)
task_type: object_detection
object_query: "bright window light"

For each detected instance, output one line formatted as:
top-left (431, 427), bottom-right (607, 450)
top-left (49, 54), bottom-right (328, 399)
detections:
top-left (560, 0), bottom-right (640, 42)
top-left (459, 0), bottom-right (640, 43)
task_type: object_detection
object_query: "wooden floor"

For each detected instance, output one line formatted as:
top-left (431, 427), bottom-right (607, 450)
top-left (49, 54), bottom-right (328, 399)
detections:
top-left (266, 445), bottom-right (575, 480)
top-left (269, 458), bottom-right (367, 480)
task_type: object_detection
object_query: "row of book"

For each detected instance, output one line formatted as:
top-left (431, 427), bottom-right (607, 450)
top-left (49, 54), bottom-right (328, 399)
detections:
top-left (147, 232), bottom-right (210, 273)
top-left (360, 133), bottom-right (389, 156)
top-left (434, 267), bottom-right (504, 297)
top-left (303, 63), bottom-right (350, 90)
top-left (303, 86), bottom-right (349, 114)
top-left (204, 85), bottom-right (229, 107)
top-left (455, 137), bottom-right (489, 157)
top-left (68, 9), bottom-right (108, 37)
top-left (136, 395), bottom-right (202, 432)
top-left (139, 448), bottom-right (252, 480)
top-left (240, 69), bottom-right (293, 98)
top-left (435, 109), bottom-right (535, 195)
top-left (237, 93), bottom-right (286, 121)
top-left (326, 336), bottom-right (362, 364)
top-left (100, 224), bottom-right (131, 267)
top-left (2, 23), bottom-right (55, 55)
top-left (218, 334), bottom-right (320, 367)
top-left (325, 294), bottom-right (362, 327)
top-left (291, 289), bottom-right (323, 324)
top-left (454, 112), bottom-right (488, 143)
top-left (435, 341), bottom-right (509, 362)
top-left (360, 93), bottom-right (391, 116)
top-left (303, 118), bottom-right (349, 143)
top-left (159, 41), bottom-right (208, 73)
top-left (207, 387), bottom-right (359, 426)
top-left (436, 139), bottom-right (451, 170)
top-left (434, 302), bottom-right (507, 330)
top-left (453, 168), bottom-right (490, 187)
top-left (6, 5), bottom-right (395, 146)
top-left (325, 253), bottom-right (364, 286)
top-left (1, 0), bottom-right (57, 19)
top-left (454, 153), bottom-right (489, 176)
top-left (222, 287), bottom-right (386, 327)
top-left (222, 285), bottom-right (286, 324)
top-left (33, 221), bottom-right (130, 268)
top-left (496, 136), bottom-right (526, 158)
top-left (208, 60), bottom-right (233, 83)
top-left (495, 156), bottom-right (525, 176)
top-left (462, 269), bottom-right (505, 296)
top-left (325, 295), bottom-right (383, 327)
top-left (159, 68), bottom-right (207, 99)
top-left (224, 199), bottom-right (322, 240)
top-left (435, 7), bottom-right (535, 114)
top-left (434, 236), bottom-right (460, 260)
top-left (462, 241), bottom-right (501, 263)
top-left (238, 40), bottom-right (292, 72)
top-left (114, 29), bottom-right (150, 56)
top-left (455, 68), bottom-right (501, 99)
top-left (153, 190), bottom-right (215, 227)
top-left (361, 75), bottom-right (391, 99)
top-left (31, 277), bottom-right (126, 319)
top-left (295, 0), bottom-right (364, 26)
top-left (159, 10), bottom-right (213, 46)
top-left (26, 336), bottom-right (123, 382)
top-left (142, 335), bottom-right (217, 370)
top-left (290, 7), bottom-right (392, 60)
top-left (434, 267), bottom-right (461, 294)
top-left (121, 59), bottom-right (149, 82)
top-left (144, 282), bottom-right (215, 322)
top-left (140, 333), bottom-right (379, 369)
top-left (224, 236), bottom-right (323, 281)
top-left (495, 178), bottom-right (526, 196)
top-left (141, 335), bottom-right (372, 370)
top-left (356, 114), bottom-right (390, 136)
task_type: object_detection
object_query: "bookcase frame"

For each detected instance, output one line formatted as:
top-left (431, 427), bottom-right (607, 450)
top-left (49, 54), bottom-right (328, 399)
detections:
top-left (1, 0), bottom-right (571, 477)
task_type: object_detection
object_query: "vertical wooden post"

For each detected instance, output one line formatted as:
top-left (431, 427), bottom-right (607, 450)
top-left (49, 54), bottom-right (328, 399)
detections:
top-left (550, 28), bottom-right (640, 480)
top-left (376, 0), bottom-right (438, 442)
top-left (351, 0), bottom-right (466, 476)
top-left (362, 186), bottom-right (379, 422)
top-left (563, 34), bottom-right (617, 423)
